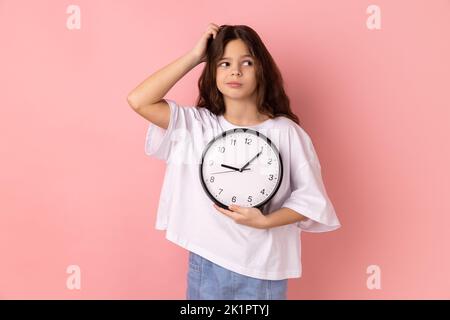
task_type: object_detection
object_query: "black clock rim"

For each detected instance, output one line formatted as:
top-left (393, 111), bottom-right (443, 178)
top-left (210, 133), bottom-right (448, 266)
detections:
top-left (199, 127), bottom-right (283, 212)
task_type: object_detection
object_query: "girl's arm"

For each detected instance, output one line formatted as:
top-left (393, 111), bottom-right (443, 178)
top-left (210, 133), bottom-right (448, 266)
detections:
top-left (127, 51), bottom-right (200, 129)
top-left (127, 51), bottom-right (199, 108)
top-left (127, 23), bottom-right (220, 130)
top-left (265, 207), bottom-right (307, 229)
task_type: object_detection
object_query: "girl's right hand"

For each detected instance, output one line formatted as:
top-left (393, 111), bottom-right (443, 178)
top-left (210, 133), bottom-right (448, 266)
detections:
top-left (189, 23), bottom-right (220, 64)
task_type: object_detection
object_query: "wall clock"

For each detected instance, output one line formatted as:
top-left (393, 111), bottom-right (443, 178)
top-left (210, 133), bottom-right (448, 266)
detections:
top-left (199, 128), bottom-right (283, 212)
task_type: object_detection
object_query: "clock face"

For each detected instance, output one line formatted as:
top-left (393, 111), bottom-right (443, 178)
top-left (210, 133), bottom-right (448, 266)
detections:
top-left (199, 128), bottom-right (283, 210)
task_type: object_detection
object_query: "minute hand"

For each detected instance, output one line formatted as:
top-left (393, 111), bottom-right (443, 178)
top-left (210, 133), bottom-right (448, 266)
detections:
top-left (239, 150), bottom-right (263, 172)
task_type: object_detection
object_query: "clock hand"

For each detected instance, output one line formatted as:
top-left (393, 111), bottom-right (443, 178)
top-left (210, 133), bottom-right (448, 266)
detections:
top-left (239, 148), bottom-right (263, 172)
top-left (221, 164), bottom-right (241, 171)
top-left (211, 168), bottom-right (251, 175)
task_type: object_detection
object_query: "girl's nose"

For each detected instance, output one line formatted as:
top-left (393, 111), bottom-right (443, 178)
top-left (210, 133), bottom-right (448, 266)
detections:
top-left (231, 69), bottom-right (242, 76)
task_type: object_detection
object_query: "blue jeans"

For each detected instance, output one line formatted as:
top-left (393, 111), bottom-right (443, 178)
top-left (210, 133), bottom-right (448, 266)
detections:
top-left (186, 251), bottom-right (288, 300)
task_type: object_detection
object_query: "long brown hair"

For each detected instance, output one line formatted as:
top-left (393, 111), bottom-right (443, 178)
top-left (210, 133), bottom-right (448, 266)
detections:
top-left (195, 24), bottom-right (300, 125)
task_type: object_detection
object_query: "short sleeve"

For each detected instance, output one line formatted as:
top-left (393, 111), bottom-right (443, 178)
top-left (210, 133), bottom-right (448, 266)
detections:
top-left (281, 125), bottom-right (341, 232)
top-left (144, 99), bottom-right (199, 162)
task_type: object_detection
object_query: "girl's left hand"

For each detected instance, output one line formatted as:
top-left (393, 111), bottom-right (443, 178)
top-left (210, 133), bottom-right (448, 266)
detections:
top-left (213, 203), bottom-right (269, 229)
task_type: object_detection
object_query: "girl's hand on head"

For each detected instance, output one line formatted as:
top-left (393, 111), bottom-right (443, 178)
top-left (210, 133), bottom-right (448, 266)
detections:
top-left (213, 203), bottom-right (269, 229)
top-left (189, 23), bottom-right (220, 64)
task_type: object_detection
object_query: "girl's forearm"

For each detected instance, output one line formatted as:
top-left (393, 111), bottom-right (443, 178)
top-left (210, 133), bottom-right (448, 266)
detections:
top-left (265, 207), bottom-right (307, 228)
top-left (127, 50), bottom-right (200, 108)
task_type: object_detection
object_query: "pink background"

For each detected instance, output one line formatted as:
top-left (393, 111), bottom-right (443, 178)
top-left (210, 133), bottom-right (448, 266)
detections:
top-left (1, 0), bottom-right (449, 299)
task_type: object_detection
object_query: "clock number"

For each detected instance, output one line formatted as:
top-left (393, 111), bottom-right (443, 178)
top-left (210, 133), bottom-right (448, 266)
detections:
top-left (245, 138), bottom-right (252, 145)
top-left (247, 196), bottom-right (252, 202)
top-left (268, 158), bottom-right (272, 165)
top-left (268, 174), bottom-right (274, 181)
top-left (219, 188), bottom-right (223, 194)
top-left (230, 139), bottom-right (236, 146)
top-left (218, 146), bottom-right (225, 153)
top-left (210, 176), bottom-right (215, 183)
top-left (232, 196), bottom-right (236, 203)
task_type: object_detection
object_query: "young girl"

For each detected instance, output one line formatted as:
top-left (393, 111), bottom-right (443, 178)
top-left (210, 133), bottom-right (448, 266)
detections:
top-left (127, 23), bottom-right (341, 300)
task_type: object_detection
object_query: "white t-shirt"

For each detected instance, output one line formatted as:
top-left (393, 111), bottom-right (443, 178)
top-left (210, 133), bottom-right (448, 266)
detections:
top-left (144, 99), bottom-right (341, 280)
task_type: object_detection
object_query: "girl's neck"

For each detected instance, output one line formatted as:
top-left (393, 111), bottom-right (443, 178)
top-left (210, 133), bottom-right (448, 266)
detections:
top-left (223, 96), bottom-right (268, 125)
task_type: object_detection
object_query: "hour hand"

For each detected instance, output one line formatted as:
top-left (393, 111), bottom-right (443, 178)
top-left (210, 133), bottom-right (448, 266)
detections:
top-left (221, 164), bottom-right (241, 171)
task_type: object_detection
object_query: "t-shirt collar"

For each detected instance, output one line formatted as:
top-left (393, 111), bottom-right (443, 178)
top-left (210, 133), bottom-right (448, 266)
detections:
top-left (217, 114), bottom-right (275, 131)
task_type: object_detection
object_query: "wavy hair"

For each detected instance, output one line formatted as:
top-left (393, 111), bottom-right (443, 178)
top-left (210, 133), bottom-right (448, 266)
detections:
top-left (195, 24), bottom-right (300, 125)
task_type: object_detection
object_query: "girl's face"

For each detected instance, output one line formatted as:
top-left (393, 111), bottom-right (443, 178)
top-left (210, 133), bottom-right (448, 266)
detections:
top-left (216, 39), bottom-right (258, 101)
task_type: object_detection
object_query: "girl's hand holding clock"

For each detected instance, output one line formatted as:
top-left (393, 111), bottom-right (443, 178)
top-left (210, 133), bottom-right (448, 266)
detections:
top-left (213, 203), bottom-right (268, 229)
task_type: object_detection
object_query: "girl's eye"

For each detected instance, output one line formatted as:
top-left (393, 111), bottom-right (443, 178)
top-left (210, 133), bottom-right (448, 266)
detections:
top-left (218, 60), bottom-right (253, 67)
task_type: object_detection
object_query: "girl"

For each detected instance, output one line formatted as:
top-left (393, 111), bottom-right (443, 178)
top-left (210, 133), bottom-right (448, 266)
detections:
top-left (127, 23), bottom-right (341, 300)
